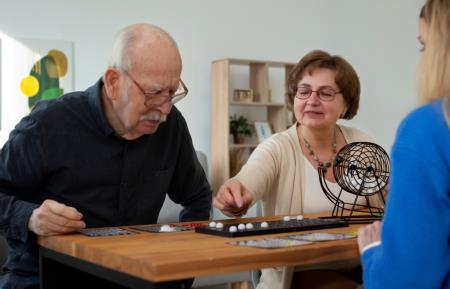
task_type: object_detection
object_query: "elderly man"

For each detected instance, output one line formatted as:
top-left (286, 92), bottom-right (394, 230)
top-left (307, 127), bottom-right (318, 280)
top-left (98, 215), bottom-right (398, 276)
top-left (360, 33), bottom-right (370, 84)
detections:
top-left (0, 24), bottom-right (211, 289)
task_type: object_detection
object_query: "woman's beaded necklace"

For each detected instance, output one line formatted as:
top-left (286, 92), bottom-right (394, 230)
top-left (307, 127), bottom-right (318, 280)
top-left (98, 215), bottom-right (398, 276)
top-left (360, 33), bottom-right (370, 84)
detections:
top-left (302, 127), bottom-right (337, 171)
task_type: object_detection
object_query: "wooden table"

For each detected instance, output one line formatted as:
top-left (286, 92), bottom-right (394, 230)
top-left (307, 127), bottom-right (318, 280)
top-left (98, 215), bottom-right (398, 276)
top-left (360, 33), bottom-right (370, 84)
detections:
top-left (38, 215), bottom-right (362, 289)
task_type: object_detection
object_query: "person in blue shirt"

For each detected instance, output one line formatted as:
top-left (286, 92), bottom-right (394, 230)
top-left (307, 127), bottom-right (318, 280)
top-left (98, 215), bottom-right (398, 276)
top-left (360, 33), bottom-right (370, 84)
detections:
top-left (357, 1), bottom-right (450, 288)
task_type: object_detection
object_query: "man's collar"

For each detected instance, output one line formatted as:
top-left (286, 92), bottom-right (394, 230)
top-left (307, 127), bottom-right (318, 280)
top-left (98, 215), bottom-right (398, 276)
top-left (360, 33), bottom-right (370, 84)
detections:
top-left (85, 78), bottom-right (115, 136)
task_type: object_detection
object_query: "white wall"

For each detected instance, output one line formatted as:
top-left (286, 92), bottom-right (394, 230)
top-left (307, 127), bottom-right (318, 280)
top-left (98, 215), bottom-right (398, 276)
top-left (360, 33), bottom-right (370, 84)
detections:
top-left (0, 0), bottom-right (424, 159)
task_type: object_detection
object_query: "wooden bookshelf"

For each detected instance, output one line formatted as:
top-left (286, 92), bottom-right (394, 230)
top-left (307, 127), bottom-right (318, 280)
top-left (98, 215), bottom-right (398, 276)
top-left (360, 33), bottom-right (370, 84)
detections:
top-left (211, 58), bottom-right (295, 193)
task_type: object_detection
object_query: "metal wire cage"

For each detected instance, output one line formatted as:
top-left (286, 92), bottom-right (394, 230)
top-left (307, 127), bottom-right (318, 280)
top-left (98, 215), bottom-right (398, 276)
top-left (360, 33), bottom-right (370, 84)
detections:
top-left (319, 142), bottom-right (390, 223)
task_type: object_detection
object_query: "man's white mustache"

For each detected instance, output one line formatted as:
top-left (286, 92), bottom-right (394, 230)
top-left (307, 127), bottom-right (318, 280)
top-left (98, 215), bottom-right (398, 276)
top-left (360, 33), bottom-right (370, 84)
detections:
top-left (140, 112), bottom-right (167, 122)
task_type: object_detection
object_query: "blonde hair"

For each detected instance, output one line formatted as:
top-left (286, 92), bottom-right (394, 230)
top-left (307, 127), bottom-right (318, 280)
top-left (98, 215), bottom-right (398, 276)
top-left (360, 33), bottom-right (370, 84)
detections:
top-left (418, 0), bottom-right (450, 125)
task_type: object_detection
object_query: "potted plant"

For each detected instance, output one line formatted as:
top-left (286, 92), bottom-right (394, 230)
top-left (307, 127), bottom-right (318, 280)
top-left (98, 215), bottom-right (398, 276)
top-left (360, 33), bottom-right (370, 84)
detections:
top-left (229, 114), bottom-right (253, 144)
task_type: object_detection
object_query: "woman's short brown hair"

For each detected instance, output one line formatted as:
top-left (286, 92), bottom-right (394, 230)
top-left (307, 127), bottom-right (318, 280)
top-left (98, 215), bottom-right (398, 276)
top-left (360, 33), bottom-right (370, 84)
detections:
top-left (286, 50), bottom-right (360, 120)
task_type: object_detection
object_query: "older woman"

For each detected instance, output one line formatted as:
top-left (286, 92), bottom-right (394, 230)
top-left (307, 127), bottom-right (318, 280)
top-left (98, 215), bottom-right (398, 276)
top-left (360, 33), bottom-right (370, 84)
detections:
top-left (357, 1), bottom-right (450, 288)
top-left (214, 50), bottom-right (374, 289)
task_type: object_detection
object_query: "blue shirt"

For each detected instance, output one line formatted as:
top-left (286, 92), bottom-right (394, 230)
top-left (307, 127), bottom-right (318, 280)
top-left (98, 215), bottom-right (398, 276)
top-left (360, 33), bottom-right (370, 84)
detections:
top-left (0, 79), bottom-right (211, 289)
top-left (361, 100), bottom-right (450, 289)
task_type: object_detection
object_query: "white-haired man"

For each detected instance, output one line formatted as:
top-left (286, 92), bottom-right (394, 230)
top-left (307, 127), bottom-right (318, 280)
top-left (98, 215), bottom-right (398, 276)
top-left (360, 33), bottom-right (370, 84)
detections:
top-left (0, 24), bottom-right (211, 289)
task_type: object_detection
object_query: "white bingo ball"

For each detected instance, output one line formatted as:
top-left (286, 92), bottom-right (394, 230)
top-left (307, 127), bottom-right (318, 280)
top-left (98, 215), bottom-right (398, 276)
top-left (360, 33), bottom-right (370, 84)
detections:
top-left (160, 225), bottom-right (172, 232)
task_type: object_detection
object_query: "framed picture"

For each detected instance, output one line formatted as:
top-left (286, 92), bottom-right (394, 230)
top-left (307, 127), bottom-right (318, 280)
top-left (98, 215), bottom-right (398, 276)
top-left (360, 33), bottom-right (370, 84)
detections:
top-left (254, 121), bottom-right (272, 143)
top-left (18, 38), bottom-right (74, 110)
top-left (233, 89), bottom-right (253, 102)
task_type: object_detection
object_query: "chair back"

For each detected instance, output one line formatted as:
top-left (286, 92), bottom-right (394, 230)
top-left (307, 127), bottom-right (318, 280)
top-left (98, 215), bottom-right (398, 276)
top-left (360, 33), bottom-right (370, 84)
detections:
top-left (157, 150), bottom-right (209, 224)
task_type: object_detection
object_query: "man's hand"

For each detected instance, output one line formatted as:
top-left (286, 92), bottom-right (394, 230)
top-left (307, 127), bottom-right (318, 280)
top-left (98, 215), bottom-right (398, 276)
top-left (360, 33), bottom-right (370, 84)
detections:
top-left (357, 221), bottom-right (382, 254)
top-left (28, 199), bottom-right (86, 236)
top-left (213, 179), bottom-right (253, 217)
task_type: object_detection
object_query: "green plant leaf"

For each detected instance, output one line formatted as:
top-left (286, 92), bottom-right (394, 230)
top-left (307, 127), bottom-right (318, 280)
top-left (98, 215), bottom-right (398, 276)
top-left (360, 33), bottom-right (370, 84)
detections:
top-left (229, 114), bottom-right (253, 136)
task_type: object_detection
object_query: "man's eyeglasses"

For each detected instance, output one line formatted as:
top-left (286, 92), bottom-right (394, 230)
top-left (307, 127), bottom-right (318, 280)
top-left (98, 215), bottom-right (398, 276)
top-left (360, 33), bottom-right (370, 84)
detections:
top-left (122, 69), bottom-right (188, 106)
top-left (295, 86), bottom-right (340, 102)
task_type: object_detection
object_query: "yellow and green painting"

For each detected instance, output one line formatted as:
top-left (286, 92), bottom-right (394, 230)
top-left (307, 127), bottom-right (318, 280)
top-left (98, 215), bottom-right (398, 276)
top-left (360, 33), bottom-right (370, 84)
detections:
top-left (20, 49), bottom-right (68, 109)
